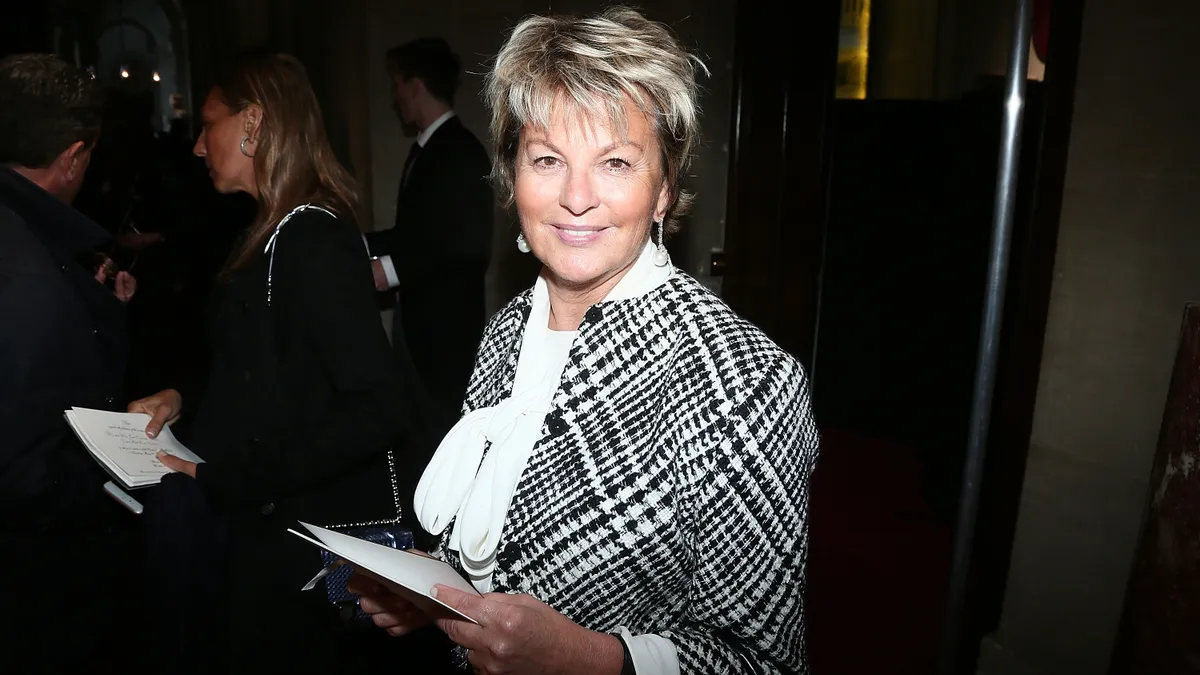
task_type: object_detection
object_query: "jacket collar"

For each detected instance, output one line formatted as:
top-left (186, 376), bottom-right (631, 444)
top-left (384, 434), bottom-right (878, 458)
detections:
top-left (417, 111), bottom-right (457, 148)
top-left (0, 167), bottom-right (110, 257)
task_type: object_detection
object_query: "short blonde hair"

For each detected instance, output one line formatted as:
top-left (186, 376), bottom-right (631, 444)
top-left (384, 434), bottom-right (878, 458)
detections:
top-left (485, 6), bottom-right (707, 235)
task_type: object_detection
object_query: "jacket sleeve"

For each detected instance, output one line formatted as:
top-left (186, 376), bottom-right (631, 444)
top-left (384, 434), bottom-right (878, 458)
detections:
top-left (362, 226), bottom-right (393, 259)
top-left (662, 354), bottom-right (820, 674)
top-left (195, 215), bottom-right (408, 506)
top-left (0, 273), bottom-right (116, 531)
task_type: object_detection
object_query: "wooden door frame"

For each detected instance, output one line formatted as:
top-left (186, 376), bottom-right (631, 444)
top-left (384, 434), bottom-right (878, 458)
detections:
top-left (721, 0), bottom-right (841, 375)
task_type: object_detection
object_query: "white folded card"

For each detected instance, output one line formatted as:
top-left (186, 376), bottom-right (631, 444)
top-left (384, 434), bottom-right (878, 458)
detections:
top-left (289, 521), bottom-right (481, 624)
top-left (64, 407), bottom-right (204, 490)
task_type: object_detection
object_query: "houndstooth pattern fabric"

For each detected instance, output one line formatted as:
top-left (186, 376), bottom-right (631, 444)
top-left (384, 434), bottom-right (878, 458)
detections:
top-left (439, 272), bottom-right (819, 674)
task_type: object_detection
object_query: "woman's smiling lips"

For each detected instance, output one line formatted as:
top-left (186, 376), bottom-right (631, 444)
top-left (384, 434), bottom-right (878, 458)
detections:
top-left (550, 223), bottom-right (610, 246)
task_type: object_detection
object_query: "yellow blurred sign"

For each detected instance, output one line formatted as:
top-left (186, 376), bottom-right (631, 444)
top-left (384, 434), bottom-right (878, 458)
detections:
top-left (836, 0), bottom-right (870, 99)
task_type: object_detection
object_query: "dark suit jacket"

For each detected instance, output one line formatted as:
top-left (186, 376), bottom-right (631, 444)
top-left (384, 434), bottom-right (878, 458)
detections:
top-left (366, 116), bottom-right (493, 422)
top-left (0, 168), bottom-right (140, 672)
top-left (0, 168), bottom-right (131, 529)
top-left (174, 208), bottom-right (412, 668)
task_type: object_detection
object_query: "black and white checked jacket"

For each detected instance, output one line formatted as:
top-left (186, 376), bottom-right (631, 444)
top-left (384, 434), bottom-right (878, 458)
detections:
top-left (439, 272), bottom-right (819, 674)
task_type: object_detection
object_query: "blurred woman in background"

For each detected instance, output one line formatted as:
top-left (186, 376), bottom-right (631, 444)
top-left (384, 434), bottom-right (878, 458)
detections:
top-left (131, 53), bottom-right (412, 671)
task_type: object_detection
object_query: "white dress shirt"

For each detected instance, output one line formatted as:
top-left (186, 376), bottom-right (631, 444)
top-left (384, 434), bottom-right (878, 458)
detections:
top-left (370, 110), bottom-right (458, 289)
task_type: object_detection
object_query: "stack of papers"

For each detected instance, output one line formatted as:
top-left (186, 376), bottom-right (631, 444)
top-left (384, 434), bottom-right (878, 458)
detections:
top-left (64, 407), bottom-right (204, 489)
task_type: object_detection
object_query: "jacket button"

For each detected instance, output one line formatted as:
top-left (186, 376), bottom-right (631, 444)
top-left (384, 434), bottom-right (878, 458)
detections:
top-left (500, 542), bottom-right (521, 563)
top-left (91, 329), bottom-right (98, 336)
top-left (248, 437), bottom-right (261, 446)
top-left (584, 306), bottom-right (603, 323)
top-left (260, 503), bottom-right (275, 516)
top-left (105, 396), bottom-right (115, 405)
top-left (547, 415), bottom-right (568, 436)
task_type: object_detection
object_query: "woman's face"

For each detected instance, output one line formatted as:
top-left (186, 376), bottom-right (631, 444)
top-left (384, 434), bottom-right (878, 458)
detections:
top-left (193, 88), bottom-right (259, 196)
top-left (514, 97), bottom-right (670, 293)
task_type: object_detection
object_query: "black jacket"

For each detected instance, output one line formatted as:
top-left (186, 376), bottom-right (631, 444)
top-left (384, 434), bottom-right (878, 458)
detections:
top-left (187, 207), bottom-right (408, 532)
top-left (0, 167), bottom-right (139, 673)
top-left (174, 207), bottom-right (412, 668)
top-left (365, 116), bottom-right (493, 419)
top-left (0, 168), bottom-right (129, 530)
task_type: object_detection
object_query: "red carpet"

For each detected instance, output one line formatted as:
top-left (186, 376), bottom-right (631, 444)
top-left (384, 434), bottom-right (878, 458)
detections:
top-left (806, 428), bottom-right (952, 674)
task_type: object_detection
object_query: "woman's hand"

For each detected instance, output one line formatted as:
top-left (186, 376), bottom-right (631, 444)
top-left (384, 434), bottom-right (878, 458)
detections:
top-left (156, 451), bottom-right (197, 478)
top-left (129, 390), bottom-right (192, 477)
top-left (432, 585), bottom-right (624, 675)
top-left (347, 573), bottom-right (432, 637)
top-left (128, 389), bottom-right (183, 438)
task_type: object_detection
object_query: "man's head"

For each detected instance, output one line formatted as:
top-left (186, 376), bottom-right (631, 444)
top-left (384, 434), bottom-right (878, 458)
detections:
top-left (0, 54), bottom-right (103, 203)
top-left (385, 38), bottom-right (460, 137)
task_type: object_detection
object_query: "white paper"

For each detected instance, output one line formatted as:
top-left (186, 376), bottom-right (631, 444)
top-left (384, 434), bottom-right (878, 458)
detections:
top-left (289, 522), bottom-right (481, 624)
top-left (64, 407), bottom-right (203, 489)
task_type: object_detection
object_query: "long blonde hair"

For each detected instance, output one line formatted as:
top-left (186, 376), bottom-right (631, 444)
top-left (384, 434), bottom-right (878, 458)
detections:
top-left (216, 52), bottom-right (359, 273)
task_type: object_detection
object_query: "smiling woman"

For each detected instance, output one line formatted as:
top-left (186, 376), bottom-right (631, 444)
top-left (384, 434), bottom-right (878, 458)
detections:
top-left (352, 7), bottom-right (822, 675)
top-left (513, 99), bottom-right (670, 315)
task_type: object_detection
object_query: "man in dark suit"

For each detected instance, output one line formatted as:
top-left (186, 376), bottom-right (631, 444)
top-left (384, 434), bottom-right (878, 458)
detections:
top-left (0, 54), bottom-right (140, 673)
top-left (366, 38), bottom-right (493, 430)
top-left (363, 43), bottom-right (492, 668)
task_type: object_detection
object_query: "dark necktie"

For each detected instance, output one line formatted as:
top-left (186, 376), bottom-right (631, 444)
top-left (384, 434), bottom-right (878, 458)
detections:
top-left (400, 142), bottom-right (422, 190)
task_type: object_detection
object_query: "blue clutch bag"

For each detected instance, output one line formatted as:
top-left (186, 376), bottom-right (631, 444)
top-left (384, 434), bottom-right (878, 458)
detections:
top-left (320, 524), bottom-right (414, 621)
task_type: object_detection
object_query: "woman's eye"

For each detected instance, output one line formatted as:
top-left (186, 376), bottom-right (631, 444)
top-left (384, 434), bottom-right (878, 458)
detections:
top-left (604, 158), bottom-right (631, 170)
top-left (533, 156), bottom-right (560, 168)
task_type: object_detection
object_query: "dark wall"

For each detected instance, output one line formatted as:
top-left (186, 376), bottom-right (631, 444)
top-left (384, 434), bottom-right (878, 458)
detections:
top-left (815, 99), bottom-right (985, 463)
top-left (814, 83), bottom-right (1047, 515)
top-left (0, 2), bottom-right (53, 57)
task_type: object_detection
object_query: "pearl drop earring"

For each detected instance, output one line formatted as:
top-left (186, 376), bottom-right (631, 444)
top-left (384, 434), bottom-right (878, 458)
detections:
top-left (652, 220), bottom-right (669, 266)
top-left (516, 233), bottom-right (531, 253)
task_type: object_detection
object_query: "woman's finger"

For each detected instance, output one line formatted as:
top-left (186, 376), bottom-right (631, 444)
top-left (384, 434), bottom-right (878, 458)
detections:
top-left (156, 451), bottom-right (187, 473)
top-left (146, 403), bottom-right (174, 438)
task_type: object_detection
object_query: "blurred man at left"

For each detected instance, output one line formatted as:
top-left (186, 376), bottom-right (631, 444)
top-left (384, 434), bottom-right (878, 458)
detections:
top-left (0, 53), bottom-right (140, 674)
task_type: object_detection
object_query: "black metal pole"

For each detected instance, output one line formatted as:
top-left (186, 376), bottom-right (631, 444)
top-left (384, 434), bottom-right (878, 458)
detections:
top-left (936, 0), bottom-right (1035, 672)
